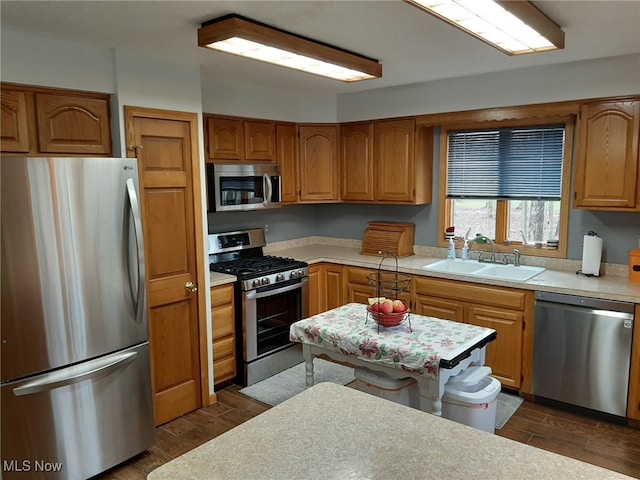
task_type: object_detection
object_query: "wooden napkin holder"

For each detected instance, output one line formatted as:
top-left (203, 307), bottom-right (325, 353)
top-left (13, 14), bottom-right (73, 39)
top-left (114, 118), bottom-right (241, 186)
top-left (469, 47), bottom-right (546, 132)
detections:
top-left (361, 221), bottom-right (415, 258)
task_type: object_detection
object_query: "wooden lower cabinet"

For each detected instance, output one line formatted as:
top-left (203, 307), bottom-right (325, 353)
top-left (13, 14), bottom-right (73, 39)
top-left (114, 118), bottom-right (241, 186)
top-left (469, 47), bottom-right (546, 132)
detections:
top-left (211, 284), bottom-right (236, 387)
top-left (413, 276), bottom-right (530, 389)
top-left (308, 266), bottom-right (532, 390)
top-left (309, 263), bottom-right (345, 316)
top-left (346, 265), bottom-right (410, 306)
top-left (466, 305), bottom-right (524, 389)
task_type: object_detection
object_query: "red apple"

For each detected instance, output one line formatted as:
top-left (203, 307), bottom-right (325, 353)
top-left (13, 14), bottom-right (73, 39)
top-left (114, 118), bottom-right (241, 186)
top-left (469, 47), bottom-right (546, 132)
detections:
top-left (392, 300), bottom-right (406, 313)
top-left (380, 300), bottom-right (393, 314)
top-left (371, 302), bottom-right (381, 313)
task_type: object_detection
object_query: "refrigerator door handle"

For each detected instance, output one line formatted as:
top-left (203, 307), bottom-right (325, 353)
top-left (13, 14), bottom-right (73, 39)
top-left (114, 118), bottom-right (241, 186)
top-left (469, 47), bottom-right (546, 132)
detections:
top-left (13, 351), bottom-right (138, 396)
top-left (126, 177), bottom-right (146, 324)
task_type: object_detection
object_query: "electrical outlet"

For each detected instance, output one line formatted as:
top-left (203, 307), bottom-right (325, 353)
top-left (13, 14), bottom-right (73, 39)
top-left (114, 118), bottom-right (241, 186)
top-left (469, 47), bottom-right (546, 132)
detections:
top-left (264, 224), bottom-right (269, 233)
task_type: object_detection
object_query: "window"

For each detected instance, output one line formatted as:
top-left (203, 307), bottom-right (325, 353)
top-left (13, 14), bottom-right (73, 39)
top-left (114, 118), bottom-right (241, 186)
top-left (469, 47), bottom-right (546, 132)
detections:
top-left (439, 115), bottom-right (574, 258)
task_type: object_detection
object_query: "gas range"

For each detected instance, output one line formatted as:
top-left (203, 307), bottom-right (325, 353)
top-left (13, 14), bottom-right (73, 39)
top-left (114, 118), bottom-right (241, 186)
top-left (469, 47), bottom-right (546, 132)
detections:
top-left (210, 255), bottom-right (308, 291)
top-left (207, 228), bottom-right (309, 290)
top-left (207, 227), bottom-right (308, 386)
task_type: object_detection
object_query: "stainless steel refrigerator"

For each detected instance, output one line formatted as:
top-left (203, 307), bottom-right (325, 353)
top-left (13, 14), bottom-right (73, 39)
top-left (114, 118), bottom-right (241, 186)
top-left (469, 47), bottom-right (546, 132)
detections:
top-left (1, 157), bottom-right (155, 479)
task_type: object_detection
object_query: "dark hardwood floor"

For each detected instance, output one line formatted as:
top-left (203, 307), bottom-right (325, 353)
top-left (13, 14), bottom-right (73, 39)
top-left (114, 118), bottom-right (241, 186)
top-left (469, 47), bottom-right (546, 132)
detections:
top-left (100, 385), bottom-right (640, 479)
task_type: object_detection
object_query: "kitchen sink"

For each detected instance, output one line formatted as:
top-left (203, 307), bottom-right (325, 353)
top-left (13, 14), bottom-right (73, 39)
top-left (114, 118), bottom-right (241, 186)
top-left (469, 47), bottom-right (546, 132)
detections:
top-left (423, 259), bottom-right (545, 282)
top-left (422, 259), bottom-right (487, 274)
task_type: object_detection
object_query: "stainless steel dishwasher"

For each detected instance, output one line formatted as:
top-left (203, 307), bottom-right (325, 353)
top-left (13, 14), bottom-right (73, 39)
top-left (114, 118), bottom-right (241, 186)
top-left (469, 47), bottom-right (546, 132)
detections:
top-left (532, 291), bottom-right (635, 417)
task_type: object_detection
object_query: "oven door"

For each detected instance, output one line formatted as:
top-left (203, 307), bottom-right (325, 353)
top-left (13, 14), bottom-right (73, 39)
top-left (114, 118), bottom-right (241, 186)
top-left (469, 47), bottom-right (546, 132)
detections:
top-left (242, 278), bottom-right (308, 363)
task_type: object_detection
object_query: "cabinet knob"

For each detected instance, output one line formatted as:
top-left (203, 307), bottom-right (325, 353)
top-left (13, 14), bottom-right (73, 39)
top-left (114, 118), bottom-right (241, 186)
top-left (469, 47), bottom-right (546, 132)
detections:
top-left (185, 281), bottom-right (198, 293)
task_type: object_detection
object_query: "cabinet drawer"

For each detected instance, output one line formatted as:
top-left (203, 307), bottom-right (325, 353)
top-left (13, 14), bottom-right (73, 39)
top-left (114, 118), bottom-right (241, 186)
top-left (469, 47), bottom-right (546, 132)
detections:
top-left (414, 276), bottom-right (526, 310)
top-left (213, 355), bottom-right (236, 384)
top-left (346, 266), bottom-right (373, 285)
top-left (213, 335), bottom-right (235, 361)
top-left (211, 284), bottom-right (234, 307)
top-left (212, 304), bottom-right (234, 340)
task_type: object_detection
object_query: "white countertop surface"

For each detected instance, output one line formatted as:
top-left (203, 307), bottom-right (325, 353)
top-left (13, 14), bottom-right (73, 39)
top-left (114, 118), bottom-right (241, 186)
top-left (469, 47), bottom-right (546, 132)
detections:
top-left (273, 242), bottom-right (640, 303)
top-left (209, 239), bottom-right (640, 302)
top-left (147, 382), bottom-right (634, 480)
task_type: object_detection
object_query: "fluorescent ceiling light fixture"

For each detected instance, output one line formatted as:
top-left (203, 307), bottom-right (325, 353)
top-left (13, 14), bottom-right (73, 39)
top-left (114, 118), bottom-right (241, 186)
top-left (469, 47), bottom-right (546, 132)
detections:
top-left (406, 0), bottom-right (565, 55)
top-left (198, 14), bottom-right (382, 82)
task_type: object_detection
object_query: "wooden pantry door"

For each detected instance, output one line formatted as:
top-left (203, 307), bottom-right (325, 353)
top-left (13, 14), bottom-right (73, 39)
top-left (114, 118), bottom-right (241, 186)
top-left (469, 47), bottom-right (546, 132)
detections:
top-left (125, 106), bottom-right (208, 426)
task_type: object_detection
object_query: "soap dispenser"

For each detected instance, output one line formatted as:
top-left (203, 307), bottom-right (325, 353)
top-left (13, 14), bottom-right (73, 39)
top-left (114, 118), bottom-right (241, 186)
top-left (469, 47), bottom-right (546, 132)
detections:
top-left (447, 237), bottom-right (456, 260)
top-left (461, 239), bottom-right (469, 260)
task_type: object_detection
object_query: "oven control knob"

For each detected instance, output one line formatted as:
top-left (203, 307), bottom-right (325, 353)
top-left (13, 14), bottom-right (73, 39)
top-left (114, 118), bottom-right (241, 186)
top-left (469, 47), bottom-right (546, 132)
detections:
top-left (276, 273), bottom-right (285, 282)
top-left (252, 279), bottom-right (261, 288)
top-left (290, 271), bottom-right (298, 279)
top-left (297, 269), bottom-right (305, 277)
top-left (261, 277), bottom-right (270, 285)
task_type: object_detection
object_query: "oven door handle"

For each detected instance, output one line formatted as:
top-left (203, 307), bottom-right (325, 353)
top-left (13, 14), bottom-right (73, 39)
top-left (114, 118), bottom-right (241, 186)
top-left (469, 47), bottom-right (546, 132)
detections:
top-left (245, 278), bottom-right (307, 300)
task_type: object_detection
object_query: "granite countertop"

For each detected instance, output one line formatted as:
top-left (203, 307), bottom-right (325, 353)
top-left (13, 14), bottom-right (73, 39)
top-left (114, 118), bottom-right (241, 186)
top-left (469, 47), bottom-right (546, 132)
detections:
top-left (210, 271), bottom-right (236, 287)
top-left (147, 382), bottom-right (634, 480)
top-left (265, 242), bottom-right (640, 303)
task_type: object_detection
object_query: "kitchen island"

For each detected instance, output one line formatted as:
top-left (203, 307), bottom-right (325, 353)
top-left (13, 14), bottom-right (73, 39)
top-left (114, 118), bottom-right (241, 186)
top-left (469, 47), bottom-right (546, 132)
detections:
top-left (290, 302), bottom-right (496, 415)
top-left (147, 382), bottom-right (634, 480)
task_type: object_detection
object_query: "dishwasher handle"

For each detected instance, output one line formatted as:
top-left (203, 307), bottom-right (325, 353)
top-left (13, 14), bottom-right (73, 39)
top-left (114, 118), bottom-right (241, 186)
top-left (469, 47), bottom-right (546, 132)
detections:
top-left (535, 291), bottom-right (635, 314)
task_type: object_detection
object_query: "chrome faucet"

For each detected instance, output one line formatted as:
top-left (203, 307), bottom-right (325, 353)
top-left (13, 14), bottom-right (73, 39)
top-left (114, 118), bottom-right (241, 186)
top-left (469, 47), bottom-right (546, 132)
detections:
top-left (468, 235), bottom-right (496, 263)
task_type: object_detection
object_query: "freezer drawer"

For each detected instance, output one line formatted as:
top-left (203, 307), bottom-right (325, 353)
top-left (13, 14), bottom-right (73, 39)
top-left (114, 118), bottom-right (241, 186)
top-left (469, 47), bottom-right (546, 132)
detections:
top-left (1, 343), bottom-right (154, 479)
top-left (532, 292), bottom-right (634, 417)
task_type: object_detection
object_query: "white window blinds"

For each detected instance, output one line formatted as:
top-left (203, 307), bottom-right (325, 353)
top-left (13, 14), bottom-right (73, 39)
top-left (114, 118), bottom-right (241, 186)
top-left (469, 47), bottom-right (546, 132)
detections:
top-left (446, 125), bottom-right (565, 200)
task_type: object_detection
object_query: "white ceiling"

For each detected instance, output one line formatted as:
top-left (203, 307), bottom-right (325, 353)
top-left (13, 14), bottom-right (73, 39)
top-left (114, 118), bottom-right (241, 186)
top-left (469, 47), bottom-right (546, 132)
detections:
top-left (2, 1), bottom-right (639, 95)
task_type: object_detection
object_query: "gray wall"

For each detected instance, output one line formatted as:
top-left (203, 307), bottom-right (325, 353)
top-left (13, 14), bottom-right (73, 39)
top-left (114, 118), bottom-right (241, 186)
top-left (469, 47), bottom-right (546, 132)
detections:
top-left (3, 27), bottom-right (639, 265)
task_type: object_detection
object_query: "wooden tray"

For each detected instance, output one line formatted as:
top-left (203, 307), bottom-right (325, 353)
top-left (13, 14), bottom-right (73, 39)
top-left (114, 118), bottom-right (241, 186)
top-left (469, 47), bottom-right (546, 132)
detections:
top-left (361, 221), bottom-right (415, 258)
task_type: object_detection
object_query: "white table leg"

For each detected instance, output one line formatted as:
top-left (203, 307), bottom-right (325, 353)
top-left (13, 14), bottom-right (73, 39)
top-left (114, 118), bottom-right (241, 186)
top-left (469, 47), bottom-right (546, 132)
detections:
top-left (416, 378), bottom-right (442, 416)
top-left (302, 344), bottom-right (315, 387)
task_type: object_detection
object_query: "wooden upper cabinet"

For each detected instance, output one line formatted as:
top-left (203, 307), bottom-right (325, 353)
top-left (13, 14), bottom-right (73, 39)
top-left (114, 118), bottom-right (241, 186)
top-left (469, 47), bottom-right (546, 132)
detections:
top-left (375, 119), bottom-right (415, 202)
top-left (574, 98), bottom-right (640, 210)
top-left (341, 122), bottom-right (375, 202)
top-left (298, 124), bottom-right (339, 202)
top-left (1, 90), bottom-right (30, 153)
top-left (206, 117), bottom-right (244, 160)
top-left (1, 84), bottom-right (112, 156)
top-left (277, 123), bottom-right (298, 203)
top-left (244, 121), bottom-right (276, 162)
top-left (35, 93), bottom-right (111, 155)
top-left (205, 116), bottom-right (276, 162)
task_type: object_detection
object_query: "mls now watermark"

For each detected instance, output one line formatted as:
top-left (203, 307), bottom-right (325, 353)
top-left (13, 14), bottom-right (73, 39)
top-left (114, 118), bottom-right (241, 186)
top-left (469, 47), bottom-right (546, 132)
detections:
top-left (3, 459), bottom-right (64, 473)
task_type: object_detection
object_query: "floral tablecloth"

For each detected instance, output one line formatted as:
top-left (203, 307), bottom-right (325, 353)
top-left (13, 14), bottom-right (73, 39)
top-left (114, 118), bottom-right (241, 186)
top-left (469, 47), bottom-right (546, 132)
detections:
top-left (290, 303), bottom-right (495, 379)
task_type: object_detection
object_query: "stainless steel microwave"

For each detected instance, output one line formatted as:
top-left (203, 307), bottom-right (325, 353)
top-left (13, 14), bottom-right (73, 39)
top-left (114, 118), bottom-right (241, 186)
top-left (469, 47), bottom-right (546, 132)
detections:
top-left (207, 163), bottom-right (282, 212)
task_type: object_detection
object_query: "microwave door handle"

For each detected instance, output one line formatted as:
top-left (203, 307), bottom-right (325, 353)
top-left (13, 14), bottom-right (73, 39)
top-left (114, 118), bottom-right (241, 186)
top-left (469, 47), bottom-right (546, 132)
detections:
top-left (264, 174), bottom-right (272, 206)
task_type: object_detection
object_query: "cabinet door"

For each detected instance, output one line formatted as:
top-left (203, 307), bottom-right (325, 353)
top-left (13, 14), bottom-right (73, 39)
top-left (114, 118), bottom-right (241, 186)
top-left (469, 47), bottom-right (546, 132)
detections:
top-left (244, 121), bottom-right (276, 162)
top-left (375, 119), bottom-right (414, 202)
top-left (346, 283), bottom-right (372, 305)
top-left (341, 122), bottom-right (375, 202)
top-left (35, 93), bottom-right (111, 155)
top-left (277, 123), bottom-right (298, 203)
top-left (466, 305), bottom-right (522, 389)
top-left (298, 125), bottom-right (339, 202)
top-left (1, 90), bottom-right (30, 153)
top-left (574, 99), bottom-right (640, 210)
top-left (413, 295), bottom-right (464, 322)
top-left (307, 264), bottom-right (321, 316)
top-left (206, 117), bottom-right (244, 160)
top-left (323, 264), bottom-right (344, 312)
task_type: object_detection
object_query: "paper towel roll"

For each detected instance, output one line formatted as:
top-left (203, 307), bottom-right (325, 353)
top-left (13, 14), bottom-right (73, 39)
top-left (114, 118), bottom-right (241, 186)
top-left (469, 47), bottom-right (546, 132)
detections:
top-left (581, 234), bottom-right (603, 276)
